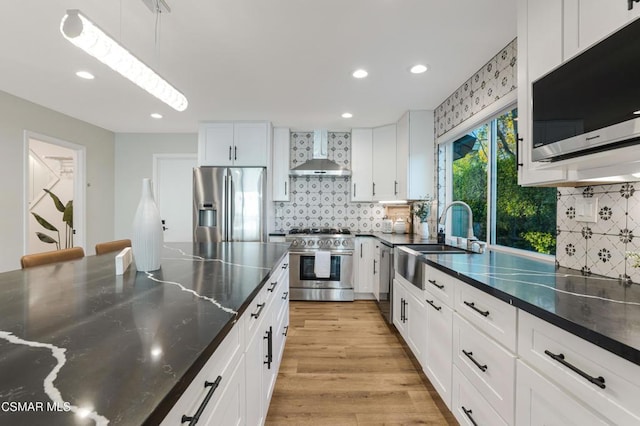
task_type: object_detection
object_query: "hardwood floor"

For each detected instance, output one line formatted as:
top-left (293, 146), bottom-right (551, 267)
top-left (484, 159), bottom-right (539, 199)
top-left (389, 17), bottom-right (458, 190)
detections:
top-left (266, 301), bottom-right (458, 425)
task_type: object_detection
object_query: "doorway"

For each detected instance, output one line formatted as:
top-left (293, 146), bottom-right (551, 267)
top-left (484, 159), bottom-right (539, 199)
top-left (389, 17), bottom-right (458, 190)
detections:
top-left (153, 154), bottom-right (197, 242)
top-left (24, 132), bottom-right (86, 254)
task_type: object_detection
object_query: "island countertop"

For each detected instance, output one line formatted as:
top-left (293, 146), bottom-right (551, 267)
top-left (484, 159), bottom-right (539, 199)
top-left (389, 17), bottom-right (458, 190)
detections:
top-left (423, 250), bottom-right (640, 366)
top-left (0, 242), bottom-right (289, 425)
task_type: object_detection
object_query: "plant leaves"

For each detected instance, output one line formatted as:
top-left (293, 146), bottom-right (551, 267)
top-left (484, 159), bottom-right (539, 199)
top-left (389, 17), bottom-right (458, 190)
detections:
top-left (44, 189), bottom-right (66, 213)
top-left (36, 232), bottom-right (57, 244)
top-left (63, 200), bottom-right (73, 228)
top-left (32, 212), bottom-right (59, 232)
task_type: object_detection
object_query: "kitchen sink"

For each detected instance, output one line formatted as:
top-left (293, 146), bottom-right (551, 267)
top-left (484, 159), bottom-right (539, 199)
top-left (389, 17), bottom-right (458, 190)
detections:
top-left (403, 244), bottom-right (468, 254)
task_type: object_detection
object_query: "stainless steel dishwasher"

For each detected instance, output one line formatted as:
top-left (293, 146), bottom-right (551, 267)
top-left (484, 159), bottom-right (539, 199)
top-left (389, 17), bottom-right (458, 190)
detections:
top-left (376, 241), bottom-right (394, 323)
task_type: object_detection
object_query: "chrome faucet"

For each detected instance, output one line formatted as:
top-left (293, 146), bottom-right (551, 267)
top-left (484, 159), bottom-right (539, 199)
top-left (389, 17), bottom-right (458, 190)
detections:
top-left (438, 201), bottom-right (479, 250)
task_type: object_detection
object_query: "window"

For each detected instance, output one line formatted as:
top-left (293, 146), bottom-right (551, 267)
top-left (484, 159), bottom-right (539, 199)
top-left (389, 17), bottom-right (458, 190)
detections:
top-left (444, 108), bottom-right (557, 255)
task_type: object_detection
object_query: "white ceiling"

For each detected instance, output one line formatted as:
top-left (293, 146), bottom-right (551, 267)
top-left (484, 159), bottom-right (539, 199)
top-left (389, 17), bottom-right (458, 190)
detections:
top-left (0, 0), bottom-right (516, 133)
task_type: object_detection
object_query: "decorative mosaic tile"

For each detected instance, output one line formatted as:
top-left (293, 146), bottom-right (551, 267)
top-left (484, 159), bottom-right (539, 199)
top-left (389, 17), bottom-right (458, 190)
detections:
top-left (589, 192), bottom-right (627, 235)
top-left (556, 231), bottom-right (586, 271)
top-left (587, 234), bottom-right (627, 279)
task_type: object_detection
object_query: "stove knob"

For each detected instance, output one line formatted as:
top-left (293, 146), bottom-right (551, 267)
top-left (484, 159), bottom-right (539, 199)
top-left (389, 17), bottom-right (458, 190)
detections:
top-left (342, 240), bottom-right (349, 247)
top-left (334, 240), bottom-right (341, 247)
top-left (307, 240), bottom-right (313, 247)
top-left (300, 240), bottom-right (307, 247)
top-left (291, 240), bottom-right (298, 247)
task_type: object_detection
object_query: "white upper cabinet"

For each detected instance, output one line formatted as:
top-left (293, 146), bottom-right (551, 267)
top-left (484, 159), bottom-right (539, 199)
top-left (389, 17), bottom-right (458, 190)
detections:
top-left (517, 0), bottom-right (568, 186)
top-left (396, 110), bottom-right (434, 200)
top-left (350, 128), bottom-right (374, 201)
top-left (576, 0), bottom-right (640, 53)
top-left (271, 127), bottom-right (290, 201)
top-left (199, 121), bottom-right (269, 167)
top-left (372, 124), bottom-right (397, 201)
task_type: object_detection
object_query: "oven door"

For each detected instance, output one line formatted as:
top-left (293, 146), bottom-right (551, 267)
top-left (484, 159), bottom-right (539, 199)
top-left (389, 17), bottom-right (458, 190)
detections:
top-left (289, 251), bottom-right (353, 290)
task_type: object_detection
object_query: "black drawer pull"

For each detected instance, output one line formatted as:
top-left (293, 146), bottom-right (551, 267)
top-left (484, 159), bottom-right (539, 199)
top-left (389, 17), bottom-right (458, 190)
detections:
top-left (283, 325), bottom-right (289, 336)
top-left (251, 303), bottom-right (266, 319)
top-left (267, 282), bottom-right (277, 292)
top-left (464, 301), bottom-right (490, 317)
top-left (181, 376), bottom-right (222, 425)
top-left (264, 326), bottom-right (273, 369)
top-left (544, 350), bottom-right (606, 389)
top-left (463, 349), bottom-right (488, 372)
top-left (425, 299), bottom-right (442, 311)
top-left (282, 291), bottom-right (289, 300)
top-left (461, 406), bottom-right (478, 426)
top-left (281, 263), bottom-right (289, 269)
top-left (428, 279), bottom-right (444, 290)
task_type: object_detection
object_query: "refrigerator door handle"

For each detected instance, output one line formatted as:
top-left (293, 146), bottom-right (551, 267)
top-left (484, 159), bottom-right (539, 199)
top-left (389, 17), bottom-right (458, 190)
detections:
top-left (228, 173), bottom-right (234, 241)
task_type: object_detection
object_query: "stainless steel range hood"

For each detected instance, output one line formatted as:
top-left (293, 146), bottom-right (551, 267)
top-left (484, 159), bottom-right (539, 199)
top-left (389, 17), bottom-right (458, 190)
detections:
top-left (289, 130), bottom-right (351, 176)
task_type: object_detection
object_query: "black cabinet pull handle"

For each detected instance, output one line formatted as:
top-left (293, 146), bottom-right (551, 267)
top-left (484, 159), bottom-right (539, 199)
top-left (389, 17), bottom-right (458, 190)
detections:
top-left (544, 350), bottom-right (606, 389)
top-left (281, 263), bottom-right (288, 269)
top-left (461, 406), bottom-right (478, 426)
top-left (353, 183), bottom-right (357, 197)
top-left (268, 282), bottom-right (277, 292)
top-left (282, 291), bottom-right (289, 300)
top-left (181, 376), bottom-right (222, 425)
top-left (284, 181), bottom-right (287, 195)
top-left (372, 182), bottom-right (376, 196)
top-left (464, 301), bottom-right (490, 317)
top-left (402, 299), bottom-right (408, 323)
top-left (251, 303), bottom-right (266, 319)
top-left (283, 325), bottom-right (289, 336)
top-left (463, 349), bottom-right (488, 372)
top-left (264, 326), bottom-right (273, 369)
top-left (373, 259), bottom-right (377, 275)
top-left (515, 134), bottom-right (524, 168)
top-left (234, 146), bottom-right (237, 161)
top-left (394, 180), bottom-right (398, 195)
top-left (425, 299), bottom-right (442, 311)
top-left (228, 146), bottom-right (232, 161)
top-left (428, 279), bottom-right (444, 290)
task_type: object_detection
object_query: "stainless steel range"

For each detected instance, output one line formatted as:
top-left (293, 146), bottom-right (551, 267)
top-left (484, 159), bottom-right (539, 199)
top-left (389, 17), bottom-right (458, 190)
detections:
top-left (286, 228), bottom-right (354, 301)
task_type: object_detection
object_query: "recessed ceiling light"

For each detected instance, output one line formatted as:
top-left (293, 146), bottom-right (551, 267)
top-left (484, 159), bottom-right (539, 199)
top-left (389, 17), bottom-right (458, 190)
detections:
top-left (342, 112), bottom-right (353, 118)
top-left (150, 113), bottom-right (163, 119)
top-left (410, 64), bottom-right (428, 74)
top-left (76, 70), bottom-right (94, 79)
top-left (352, 69), bottom-right (368, 79)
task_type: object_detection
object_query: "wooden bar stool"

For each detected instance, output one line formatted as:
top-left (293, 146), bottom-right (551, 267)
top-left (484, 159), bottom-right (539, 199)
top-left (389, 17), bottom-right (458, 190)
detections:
top-left (95, 239), bottom-right (132, 255)
top-left (20, 247), bottom-right (85, 269)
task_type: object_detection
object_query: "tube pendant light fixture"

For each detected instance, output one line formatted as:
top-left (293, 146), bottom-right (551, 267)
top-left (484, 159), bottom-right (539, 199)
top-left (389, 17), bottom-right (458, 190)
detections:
top-left (60, 9), bottom-right (188, 112)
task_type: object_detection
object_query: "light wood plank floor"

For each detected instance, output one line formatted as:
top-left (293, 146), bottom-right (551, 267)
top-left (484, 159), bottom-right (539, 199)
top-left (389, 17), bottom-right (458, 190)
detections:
top-left (266, 301), bottom-right (458, 425)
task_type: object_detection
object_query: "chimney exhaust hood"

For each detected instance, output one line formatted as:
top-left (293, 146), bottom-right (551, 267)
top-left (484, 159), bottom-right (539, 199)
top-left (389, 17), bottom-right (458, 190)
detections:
top-left (289, 130), bottom-right (351, 176)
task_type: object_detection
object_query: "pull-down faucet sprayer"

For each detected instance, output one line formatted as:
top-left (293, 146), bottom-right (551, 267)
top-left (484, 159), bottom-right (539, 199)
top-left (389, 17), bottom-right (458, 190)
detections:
top-left (438, 201), bottom-right (478, 250)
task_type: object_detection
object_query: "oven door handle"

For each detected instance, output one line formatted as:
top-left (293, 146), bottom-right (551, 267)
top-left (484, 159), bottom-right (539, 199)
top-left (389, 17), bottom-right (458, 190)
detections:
top-left (288, 251), bottom-right (353, 256)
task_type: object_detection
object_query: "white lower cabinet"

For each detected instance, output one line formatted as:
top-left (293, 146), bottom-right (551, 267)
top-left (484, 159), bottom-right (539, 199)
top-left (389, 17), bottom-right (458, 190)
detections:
top-left (354, 237), bottom-right (375, 297)
top-left (163, 255), bottom-right (288, 425)
top-left (423, 288), bottom-right (453, 409)
top-left (452, 366), bottom-right (508, 426)
top-left (516, 360), bottom-right (609, 426)
top-left (392, 277), bottom-right (427, 364)
top-left (161, 319), bottom-right (244, 425)
top-left (453, 313), bottom-right (516, 424)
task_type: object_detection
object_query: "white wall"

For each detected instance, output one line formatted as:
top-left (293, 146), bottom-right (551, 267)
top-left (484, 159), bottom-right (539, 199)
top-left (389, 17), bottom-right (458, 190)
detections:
top-left (0, 90), bottom-right (115, 272)
top-left (114, 133), bottom-right (197, 239)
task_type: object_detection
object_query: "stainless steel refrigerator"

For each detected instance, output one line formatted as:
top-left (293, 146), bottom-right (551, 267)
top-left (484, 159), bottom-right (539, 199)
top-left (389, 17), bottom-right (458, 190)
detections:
top-left (193, 167), bottom-right (266, 242)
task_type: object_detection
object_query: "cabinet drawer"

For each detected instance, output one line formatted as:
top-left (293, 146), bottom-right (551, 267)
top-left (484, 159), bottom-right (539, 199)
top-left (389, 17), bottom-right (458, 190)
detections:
top-left (455, 283), bottom-right (517, 351)
top-left (516, 360), bottom-right (608, 426)
top-left (244, 285), bottom-right (268, 345)
top-left (424, 264), bottom-right (456, 308)
top-left (161, 324), bottom-right (243, 425)
top-left (518, 310), bottom-right (640, 425)
top-left (452, 366), bottom-right (508, 426)
top-left (453, 313), bottom-right (516, 424)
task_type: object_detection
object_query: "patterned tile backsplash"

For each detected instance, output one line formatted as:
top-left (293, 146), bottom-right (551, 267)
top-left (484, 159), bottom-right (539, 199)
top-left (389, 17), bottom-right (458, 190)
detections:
top-left (273, 131), bottom-right (388, 232)
top-left (556, 182), bottom-right (640, 283)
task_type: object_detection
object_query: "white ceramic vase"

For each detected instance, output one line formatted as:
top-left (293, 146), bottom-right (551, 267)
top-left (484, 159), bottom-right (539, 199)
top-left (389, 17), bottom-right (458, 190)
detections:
top-left (420, 221), bottom-right (430, 239)
top-left (132, 178), bottom-right (164, 272)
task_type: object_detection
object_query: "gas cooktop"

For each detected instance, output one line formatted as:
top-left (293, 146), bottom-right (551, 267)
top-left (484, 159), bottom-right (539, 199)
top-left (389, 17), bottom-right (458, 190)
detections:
top-left (287, 228), bottom-right (352, 235)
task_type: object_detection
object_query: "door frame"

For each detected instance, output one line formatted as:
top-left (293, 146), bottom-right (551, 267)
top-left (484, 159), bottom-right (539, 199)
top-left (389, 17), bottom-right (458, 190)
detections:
top-left (23, 131), bottom-right (87, 254)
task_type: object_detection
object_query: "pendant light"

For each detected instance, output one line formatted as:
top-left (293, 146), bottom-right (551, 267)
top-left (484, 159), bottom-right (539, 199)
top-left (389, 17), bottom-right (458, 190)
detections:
top-left (60, 9), bottom-right (188, 112)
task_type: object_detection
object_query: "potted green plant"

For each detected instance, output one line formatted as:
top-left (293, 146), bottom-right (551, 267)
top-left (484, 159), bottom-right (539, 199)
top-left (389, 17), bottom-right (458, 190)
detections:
top-left (32, 189), bottom-right (73, 249)
top-left (411, 196), bottom-right (433, 239)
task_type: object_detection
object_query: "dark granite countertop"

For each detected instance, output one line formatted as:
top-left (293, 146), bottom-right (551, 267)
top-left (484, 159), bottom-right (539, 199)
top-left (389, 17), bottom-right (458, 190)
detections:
top-left (423, 250), bottom-right (640, 366)
top-left (0, 242), bottom-right (289, 425)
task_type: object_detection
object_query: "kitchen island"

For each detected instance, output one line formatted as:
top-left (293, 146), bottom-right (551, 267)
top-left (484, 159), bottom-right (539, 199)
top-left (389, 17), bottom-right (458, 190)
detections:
top-left (0, 242), bottom-right (289, 425)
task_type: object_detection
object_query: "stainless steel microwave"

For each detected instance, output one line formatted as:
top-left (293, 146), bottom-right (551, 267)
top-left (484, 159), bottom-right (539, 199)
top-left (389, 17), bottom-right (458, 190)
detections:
top-left (531, 17), bottom-right (640, 162)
